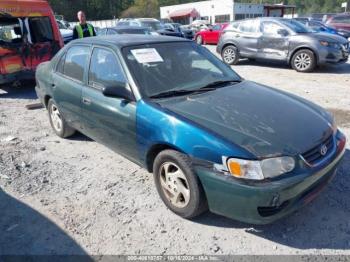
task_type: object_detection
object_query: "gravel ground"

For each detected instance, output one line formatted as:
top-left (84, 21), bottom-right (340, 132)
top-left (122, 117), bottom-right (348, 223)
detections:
top-left (0, 46), bottom-right (350, 256)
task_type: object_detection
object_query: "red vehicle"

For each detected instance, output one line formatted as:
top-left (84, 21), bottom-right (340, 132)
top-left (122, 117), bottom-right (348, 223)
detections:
top-left (195, 23), bottom-right (229, 45)
top-left (0, 0), bottom-right (63, 85)
top-left (326, 14), bottom-right (350, 34)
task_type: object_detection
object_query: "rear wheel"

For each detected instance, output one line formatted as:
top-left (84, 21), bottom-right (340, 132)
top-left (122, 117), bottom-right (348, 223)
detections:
top-left (196, 35), bottom-right (203, 45)
top-left (48, 99), bottom-right (75, 138)
top-left (153, 150), bottom-right (208, 219)
top-left (221, 45), bottom-right (239, 65)
top-left (291, 49), bottom-right (316, 72)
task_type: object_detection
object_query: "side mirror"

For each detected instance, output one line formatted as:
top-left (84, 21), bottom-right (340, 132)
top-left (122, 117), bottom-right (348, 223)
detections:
top-left (102, 82), bottom-right (134, 101)
top-left (277, 29), bottom-right (289, 37)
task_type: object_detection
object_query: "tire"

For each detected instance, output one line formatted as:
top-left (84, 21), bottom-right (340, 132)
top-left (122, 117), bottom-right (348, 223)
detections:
top-left (153, 150), bottom-right (208, 219)
top-left (221, 45), bottom-right (239, 65)
top-left (47, 99), bottom-right (75, 138)
top-left (196, 35), bottom-right (203, 45)
top-left (291, 49), bottom-right (316, 72)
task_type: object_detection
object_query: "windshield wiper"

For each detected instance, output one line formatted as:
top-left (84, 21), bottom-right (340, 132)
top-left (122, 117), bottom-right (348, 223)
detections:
top-left (197, 79), bottom-right (242, 91)
top-left (149, 89), bottom-right (195, 99)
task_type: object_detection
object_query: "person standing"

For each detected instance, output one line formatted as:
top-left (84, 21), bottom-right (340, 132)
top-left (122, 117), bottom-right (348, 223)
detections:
top-left (73, 11), bottom-right (96, 39)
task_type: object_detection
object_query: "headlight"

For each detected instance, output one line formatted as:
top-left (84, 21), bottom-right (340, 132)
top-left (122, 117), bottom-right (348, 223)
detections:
top-left (320, 41), bottom-right (341, 49)
top-left (226, 157), bottom-right (295, 181)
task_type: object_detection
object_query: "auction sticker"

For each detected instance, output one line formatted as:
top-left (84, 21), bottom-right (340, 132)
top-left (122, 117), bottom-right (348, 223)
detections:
top-left (131, 48), bottom-right (164, 63)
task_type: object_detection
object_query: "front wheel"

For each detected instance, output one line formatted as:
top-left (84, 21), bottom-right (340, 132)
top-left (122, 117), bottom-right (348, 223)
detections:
top-left (221, 45), bottom-right (239, 65)
top-left (291, 49), bottom-right (316, 72)
top-left (153, 150), bottom-right (208, 219)
top-left (48, 99), bottom-right (75, 138)
top-left (196, 35), bottom-right (203, 45)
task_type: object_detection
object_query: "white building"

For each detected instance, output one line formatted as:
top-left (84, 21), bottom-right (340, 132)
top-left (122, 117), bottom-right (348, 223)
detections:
top-left (160, 0), bottom-right (295, 25)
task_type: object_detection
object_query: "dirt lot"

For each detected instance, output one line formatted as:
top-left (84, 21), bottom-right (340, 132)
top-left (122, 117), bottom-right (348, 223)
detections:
top-left (1, 46), bottom-right (350, 256)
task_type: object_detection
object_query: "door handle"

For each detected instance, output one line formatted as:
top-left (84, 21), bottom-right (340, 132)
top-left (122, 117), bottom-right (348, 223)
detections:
top-left (235, 34), bottom-right (241, 38)
top-left (82, 97), bottom-right (91, 105)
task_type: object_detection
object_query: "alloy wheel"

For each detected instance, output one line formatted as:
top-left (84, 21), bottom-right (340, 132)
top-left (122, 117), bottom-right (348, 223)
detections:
top-left (294, 52), bottom-right (312, 71)
top-left (50, 104), bottom-right (63, 132)
top-left (223, 47), bottom-right (236, 64)
top-left (159, 162), bottom-right (190, 209)
top-left (196, 36), bottom-right (202, 45)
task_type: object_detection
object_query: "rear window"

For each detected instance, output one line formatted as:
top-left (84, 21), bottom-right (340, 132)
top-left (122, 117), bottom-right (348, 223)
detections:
top-left (63, 46), bottom-right (90, 82)
top-left (28, 17), bottom-right (54, 43)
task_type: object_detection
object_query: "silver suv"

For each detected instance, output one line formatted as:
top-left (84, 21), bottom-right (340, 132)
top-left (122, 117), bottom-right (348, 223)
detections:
top-left (217, 18), bottom-right (349, 72)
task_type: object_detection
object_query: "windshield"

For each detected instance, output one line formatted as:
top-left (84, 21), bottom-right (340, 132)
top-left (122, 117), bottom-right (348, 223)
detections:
top-left (140, 21), bottom-right (163, 31)
top-left (122, 42), bottom-right (241, 98)
top-left (280, 19), bottom-right (314, 33)
top-left (333, 16), bottom-right (350, 24)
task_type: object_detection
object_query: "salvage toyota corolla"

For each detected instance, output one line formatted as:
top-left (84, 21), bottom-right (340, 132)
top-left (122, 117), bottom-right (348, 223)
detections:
top-left (35, 35), bottom-right (346, 224)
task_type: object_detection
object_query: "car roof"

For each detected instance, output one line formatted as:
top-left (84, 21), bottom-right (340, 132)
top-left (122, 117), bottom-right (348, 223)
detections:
top-left (71, 35), bottom-right (189, 48)
top-left (108, 26), bottom-right (149, 30)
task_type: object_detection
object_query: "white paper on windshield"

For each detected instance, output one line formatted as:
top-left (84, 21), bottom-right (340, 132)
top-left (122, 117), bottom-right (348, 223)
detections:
top-left (131, 48), bottom-right (164, 63)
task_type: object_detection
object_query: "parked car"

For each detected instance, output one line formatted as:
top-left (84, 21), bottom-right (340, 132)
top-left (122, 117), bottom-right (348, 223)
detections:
top-left (97, 26), bottom-right (151, 36)
top-left (195, 23), bottom-right (229, 45)
top-left (116, 18), bottom-right (170, 36)
top-left (35, 35), bottom-right (346, 224)
top-left (170, 23), bottom-right (194, 40)
top-left (217, 18), bottom-right (349, 72)
top-left (326, 14), bottom-right (350, 41)
top-left (57, 20), bottom-right (73, 44)
top-left (158, 23), bottom-right (183, 38)
top-left (0, 0), bottom-right (63, 85)
top-left (296, 19), bottom-right (350, 40)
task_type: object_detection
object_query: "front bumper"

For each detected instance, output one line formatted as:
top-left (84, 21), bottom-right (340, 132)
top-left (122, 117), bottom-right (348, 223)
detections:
top-left (195, 133), bottom-right (346, 225)
top-left (318, 44), bottom-right (349, 64)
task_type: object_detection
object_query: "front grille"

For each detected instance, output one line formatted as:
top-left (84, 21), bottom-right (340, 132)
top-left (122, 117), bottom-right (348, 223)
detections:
top-left (258, 201), bottom-right (290, 217)
top-left (302, 135), bottom-right (335, 166)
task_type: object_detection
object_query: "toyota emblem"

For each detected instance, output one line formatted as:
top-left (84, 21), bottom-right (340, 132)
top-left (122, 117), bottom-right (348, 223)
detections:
top-left (320, 145), bottom-right (328, 156)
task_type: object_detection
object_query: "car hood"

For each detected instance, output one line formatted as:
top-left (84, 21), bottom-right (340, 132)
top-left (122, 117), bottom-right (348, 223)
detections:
top-left (309, 32), bottom-right (349, 43)
top-left (156, 81), bottom-right (333, 158)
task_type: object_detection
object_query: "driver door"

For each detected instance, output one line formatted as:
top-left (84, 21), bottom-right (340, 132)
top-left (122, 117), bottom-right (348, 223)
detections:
top-left (80, 46), bottom-right (138, 162)
top-left (258, 21), bottom-right (290, 61)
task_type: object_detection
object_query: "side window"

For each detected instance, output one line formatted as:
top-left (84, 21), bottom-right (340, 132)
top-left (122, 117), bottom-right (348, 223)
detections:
top-left (238, 20), bottom-right (259, 33)
top-left (28, 17), bottom-right (54, 43)
top-left (56, 53), bottom-right (66, 74)
top-left (99, 28), bottom-right (107, 35)
top-left (88, 48), bottom-right (126, 89)
top-left (262, 22), bottom-right (285, 36)
top-left (63, 46), bottom-right (90, 82)
top-left (107, 29), bottom-right (118, 35)
top-left (212, 25), bottom-right (221, 31)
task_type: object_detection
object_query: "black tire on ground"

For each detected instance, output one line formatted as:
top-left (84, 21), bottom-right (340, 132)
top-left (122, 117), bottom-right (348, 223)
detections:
top-left (153, 149), bottom-right (208, 219)
top-left (291, 49), bottom-right (316, 73)
top-left (47, 99), bottom-right (75, 138)
top-left (221, 45), bottom-right (240, 65)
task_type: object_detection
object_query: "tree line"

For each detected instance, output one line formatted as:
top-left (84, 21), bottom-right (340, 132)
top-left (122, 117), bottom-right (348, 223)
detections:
top-left (47, 0), bottom-right (349, 21)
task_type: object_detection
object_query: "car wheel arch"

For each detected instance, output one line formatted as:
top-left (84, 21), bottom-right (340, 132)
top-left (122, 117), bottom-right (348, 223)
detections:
top-left (146, 143), bottom-right (186, 173)
top-left (221, 42), bottom-right (240, 53)
top-left (289, 47), bottom-right (318, 65)
top-left (44, 95), bottom-right (52, 108)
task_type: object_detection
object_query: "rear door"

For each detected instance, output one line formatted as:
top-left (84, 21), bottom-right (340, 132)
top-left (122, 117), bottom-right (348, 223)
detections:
top-left (81, 46), bottom-right (138, 161)
top-left (258, 21), bottom-right (290, 61)
top-left (52, 45), bottom-right (90, 130)
top-left (236, 20), bottom-right (261, 57)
